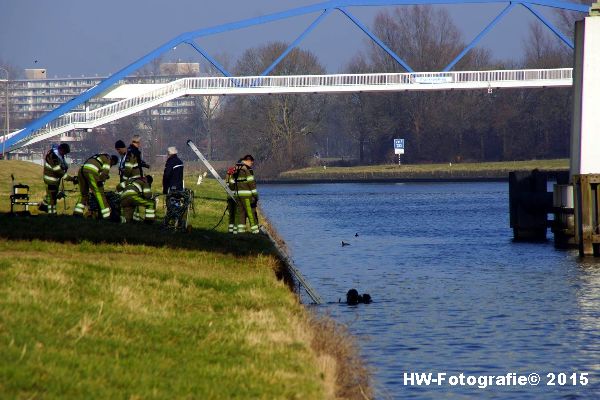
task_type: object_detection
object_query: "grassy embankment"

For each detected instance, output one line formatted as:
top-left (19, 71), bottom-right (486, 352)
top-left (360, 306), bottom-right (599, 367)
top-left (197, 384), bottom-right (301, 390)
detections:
top-left (0, 160), bottom-right (371, 399)
top-left (278, 159), bottom-right (569, 181)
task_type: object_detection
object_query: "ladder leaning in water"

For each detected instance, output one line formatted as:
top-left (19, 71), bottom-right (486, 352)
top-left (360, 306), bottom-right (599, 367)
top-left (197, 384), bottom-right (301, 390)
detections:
top-left (186, 140), bottom-right (323, 304)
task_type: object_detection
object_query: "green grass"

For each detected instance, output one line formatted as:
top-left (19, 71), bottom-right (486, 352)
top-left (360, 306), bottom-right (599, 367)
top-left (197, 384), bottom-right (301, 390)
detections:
top-left (279, 159), bottom-right (569, 180)
top-left (0, 160), bottom-right (335, 399)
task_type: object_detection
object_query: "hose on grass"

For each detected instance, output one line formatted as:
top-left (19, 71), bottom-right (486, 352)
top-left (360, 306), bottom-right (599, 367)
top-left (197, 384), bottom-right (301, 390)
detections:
top-left (209, 205), bottom-right (229, 231)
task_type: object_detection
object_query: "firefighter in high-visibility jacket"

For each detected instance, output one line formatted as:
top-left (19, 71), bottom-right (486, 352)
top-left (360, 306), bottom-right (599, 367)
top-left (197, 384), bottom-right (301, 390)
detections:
top-left (73, 154), bottom-right (118, 219)
top-left (117, 135), bottom-right (149, 192)
top-left (120, 175), bottom-right (155, 223)
top-left (39, 143), bottom-right (74, 215)
top-left (233, 154), bottom-right (259, 234)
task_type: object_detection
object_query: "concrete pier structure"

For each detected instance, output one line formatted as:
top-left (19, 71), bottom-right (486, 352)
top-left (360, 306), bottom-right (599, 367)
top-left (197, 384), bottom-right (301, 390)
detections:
top-left (570, 11), bottom-right (600, 176)
top-left (571, 7), bottom-right (600, 255)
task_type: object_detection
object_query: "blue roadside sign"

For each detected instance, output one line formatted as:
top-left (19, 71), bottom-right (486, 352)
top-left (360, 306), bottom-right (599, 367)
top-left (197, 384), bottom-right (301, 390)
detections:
top-left (394, 139), bottom-right (404, 149)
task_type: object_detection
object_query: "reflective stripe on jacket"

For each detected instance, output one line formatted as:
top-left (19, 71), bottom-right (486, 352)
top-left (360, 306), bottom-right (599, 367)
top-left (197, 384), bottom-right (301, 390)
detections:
top-left (82, 154), bottom-right (111, 181)
top-left (121, 178), bottom-right (152, 200)
top-left (43, 149), bottom-right (67, 185)
top-left (122, 145), bottom-right (144, 180)
top-left (233, 164), bottom-right (257, 198)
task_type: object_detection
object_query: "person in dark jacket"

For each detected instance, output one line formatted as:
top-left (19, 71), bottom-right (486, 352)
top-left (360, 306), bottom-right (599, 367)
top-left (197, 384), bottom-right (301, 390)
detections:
top-left (114, 139), bottom-right (128, 192)
top-left (162, 146), bottom-right (184, 194)
top-left (120, 135), bottom-right (149, 192)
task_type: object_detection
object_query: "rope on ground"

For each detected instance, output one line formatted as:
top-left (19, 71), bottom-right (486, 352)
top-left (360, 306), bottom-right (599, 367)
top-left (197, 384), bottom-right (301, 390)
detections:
top-left (209, 205), bottom-right (229, 231)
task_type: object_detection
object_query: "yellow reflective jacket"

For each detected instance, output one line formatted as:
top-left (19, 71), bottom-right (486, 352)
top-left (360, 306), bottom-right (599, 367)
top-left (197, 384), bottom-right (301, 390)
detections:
top-left (233, 164), bottom-right (257, 199)
top-left (121, 177), bottom-right (152, 200)
top-left (82, 154), bottom-right (111, 182)
top-left (43, 148), bottom-right (68, 186)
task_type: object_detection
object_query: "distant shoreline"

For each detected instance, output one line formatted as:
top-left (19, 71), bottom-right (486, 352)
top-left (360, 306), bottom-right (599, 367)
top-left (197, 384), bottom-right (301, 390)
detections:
top-left (265, 159), bottom-right (569, 184)
top-left (262, 176), bottom-right (510, 184)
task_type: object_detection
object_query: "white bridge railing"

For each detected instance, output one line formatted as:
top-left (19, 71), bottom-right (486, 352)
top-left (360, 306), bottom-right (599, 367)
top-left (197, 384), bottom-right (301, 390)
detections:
top-left (186, 68), bottom-right (572, 90)
top-left (9, 68), bottom-right (573, 149)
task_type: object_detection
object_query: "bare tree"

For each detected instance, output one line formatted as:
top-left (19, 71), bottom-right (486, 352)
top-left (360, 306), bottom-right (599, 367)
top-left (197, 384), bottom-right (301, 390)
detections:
top-left (221, 42), bottom-right (327, 174)
top-left (184, 95), bottom-right (223, 160)
top-left (368, 6), bottom-right (464, 72)
top-left (339, 6), bottom-right (491, 163)
top-left (523, 21), bottom-right (571, 68)
top-left (179, 51), bottom-right (233, 159)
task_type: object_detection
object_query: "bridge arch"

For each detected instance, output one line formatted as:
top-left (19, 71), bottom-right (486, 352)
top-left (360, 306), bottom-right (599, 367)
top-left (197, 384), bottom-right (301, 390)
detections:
top-left (4, 0), bottom-right (591, 150)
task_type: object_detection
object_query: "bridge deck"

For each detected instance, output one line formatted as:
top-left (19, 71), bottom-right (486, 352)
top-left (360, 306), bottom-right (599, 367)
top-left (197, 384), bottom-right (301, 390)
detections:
top-left (5, 68), bottom-right (573, 150)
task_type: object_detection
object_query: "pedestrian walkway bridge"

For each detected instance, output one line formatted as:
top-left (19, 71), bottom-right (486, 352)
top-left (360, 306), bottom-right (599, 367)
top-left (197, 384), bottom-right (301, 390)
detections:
top-left (5, 68), bottom-right (572, 149)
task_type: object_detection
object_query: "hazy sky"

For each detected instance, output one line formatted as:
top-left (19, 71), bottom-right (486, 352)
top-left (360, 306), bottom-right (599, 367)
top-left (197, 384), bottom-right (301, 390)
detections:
top-left (0, 0), bottom-right (579, 78)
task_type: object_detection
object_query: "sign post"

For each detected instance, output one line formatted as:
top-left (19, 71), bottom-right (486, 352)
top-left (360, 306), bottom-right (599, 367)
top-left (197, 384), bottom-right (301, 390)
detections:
top-left (394, 139), bottom-right (405, 165)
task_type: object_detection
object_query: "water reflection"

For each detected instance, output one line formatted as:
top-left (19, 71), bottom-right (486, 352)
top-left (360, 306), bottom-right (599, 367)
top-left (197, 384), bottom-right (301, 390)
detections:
top-left (260, 182), bottom-right (600, 399)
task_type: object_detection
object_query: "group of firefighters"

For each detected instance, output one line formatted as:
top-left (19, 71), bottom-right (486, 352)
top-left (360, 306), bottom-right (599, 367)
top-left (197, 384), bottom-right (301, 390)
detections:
top-left (38, 135), bottom-right (260, 233)
top-left (39, 135), bottom-right (182, 223)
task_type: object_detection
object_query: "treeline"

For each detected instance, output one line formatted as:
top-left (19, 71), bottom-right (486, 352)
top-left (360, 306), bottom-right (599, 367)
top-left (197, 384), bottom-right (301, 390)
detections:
top-left (79, 6), bottom-right (579, 176)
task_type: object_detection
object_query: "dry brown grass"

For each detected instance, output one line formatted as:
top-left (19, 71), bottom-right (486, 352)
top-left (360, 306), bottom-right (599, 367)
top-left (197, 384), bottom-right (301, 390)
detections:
top-left (309, 316), bottom-right (373, 400)
top-left (259, 209), bottom-right (373, 399)
top-left (255, 209), bottom-right (297, 291)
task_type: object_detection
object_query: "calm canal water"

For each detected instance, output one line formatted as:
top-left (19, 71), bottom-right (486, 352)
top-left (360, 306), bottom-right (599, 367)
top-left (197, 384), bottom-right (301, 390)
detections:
top-left (259, 182), bottom-right (600, 399)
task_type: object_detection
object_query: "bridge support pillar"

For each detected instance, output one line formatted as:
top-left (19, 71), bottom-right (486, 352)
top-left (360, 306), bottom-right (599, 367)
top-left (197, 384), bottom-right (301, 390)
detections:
top-left (570, 15), bottom-right (600, 177)
top-left (570, 13), bottom-right (600, 255)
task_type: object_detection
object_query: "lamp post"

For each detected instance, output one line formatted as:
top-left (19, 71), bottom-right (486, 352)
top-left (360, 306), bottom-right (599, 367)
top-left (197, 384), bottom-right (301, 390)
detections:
top-left (0, 66), bottom-right (9, 159)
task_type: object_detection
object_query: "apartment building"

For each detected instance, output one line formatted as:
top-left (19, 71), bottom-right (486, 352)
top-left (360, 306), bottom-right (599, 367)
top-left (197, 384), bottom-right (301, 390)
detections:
top-left (1, 63), bottom-right (206, 161)
top-left (10, 65), bottom-right (200, 121)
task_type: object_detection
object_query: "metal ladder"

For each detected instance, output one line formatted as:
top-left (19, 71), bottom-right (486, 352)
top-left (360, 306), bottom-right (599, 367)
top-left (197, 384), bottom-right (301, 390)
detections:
top-left (186, 140), bottom-right (236, 201)
top-left (186, 140), bottom-right (322, 304)
top-left (260, 226), bottom-right (323, 305)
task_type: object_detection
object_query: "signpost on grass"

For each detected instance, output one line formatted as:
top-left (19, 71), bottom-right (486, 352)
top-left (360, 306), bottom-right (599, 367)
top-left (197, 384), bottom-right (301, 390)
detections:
top-left (394, 139), bottom-right (405, 165)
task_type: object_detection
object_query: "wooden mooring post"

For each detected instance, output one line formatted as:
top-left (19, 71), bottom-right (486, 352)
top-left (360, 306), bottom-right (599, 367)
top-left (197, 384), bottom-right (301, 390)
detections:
top-left (552, 182), bottom-right (576, 249)
top-left (573, 174), bottom-right (600, 256)
top-left (509, 170), bottom-right (552, 241)
top-left (509, 170), bottom-right (576, 248)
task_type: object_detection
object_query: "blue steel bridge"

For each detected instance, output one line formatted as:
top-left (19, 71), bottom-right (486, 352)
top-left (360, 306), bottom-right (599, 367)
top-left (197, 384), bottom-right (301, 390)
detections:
top-left (2, 0), bottom-right (592, 151)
